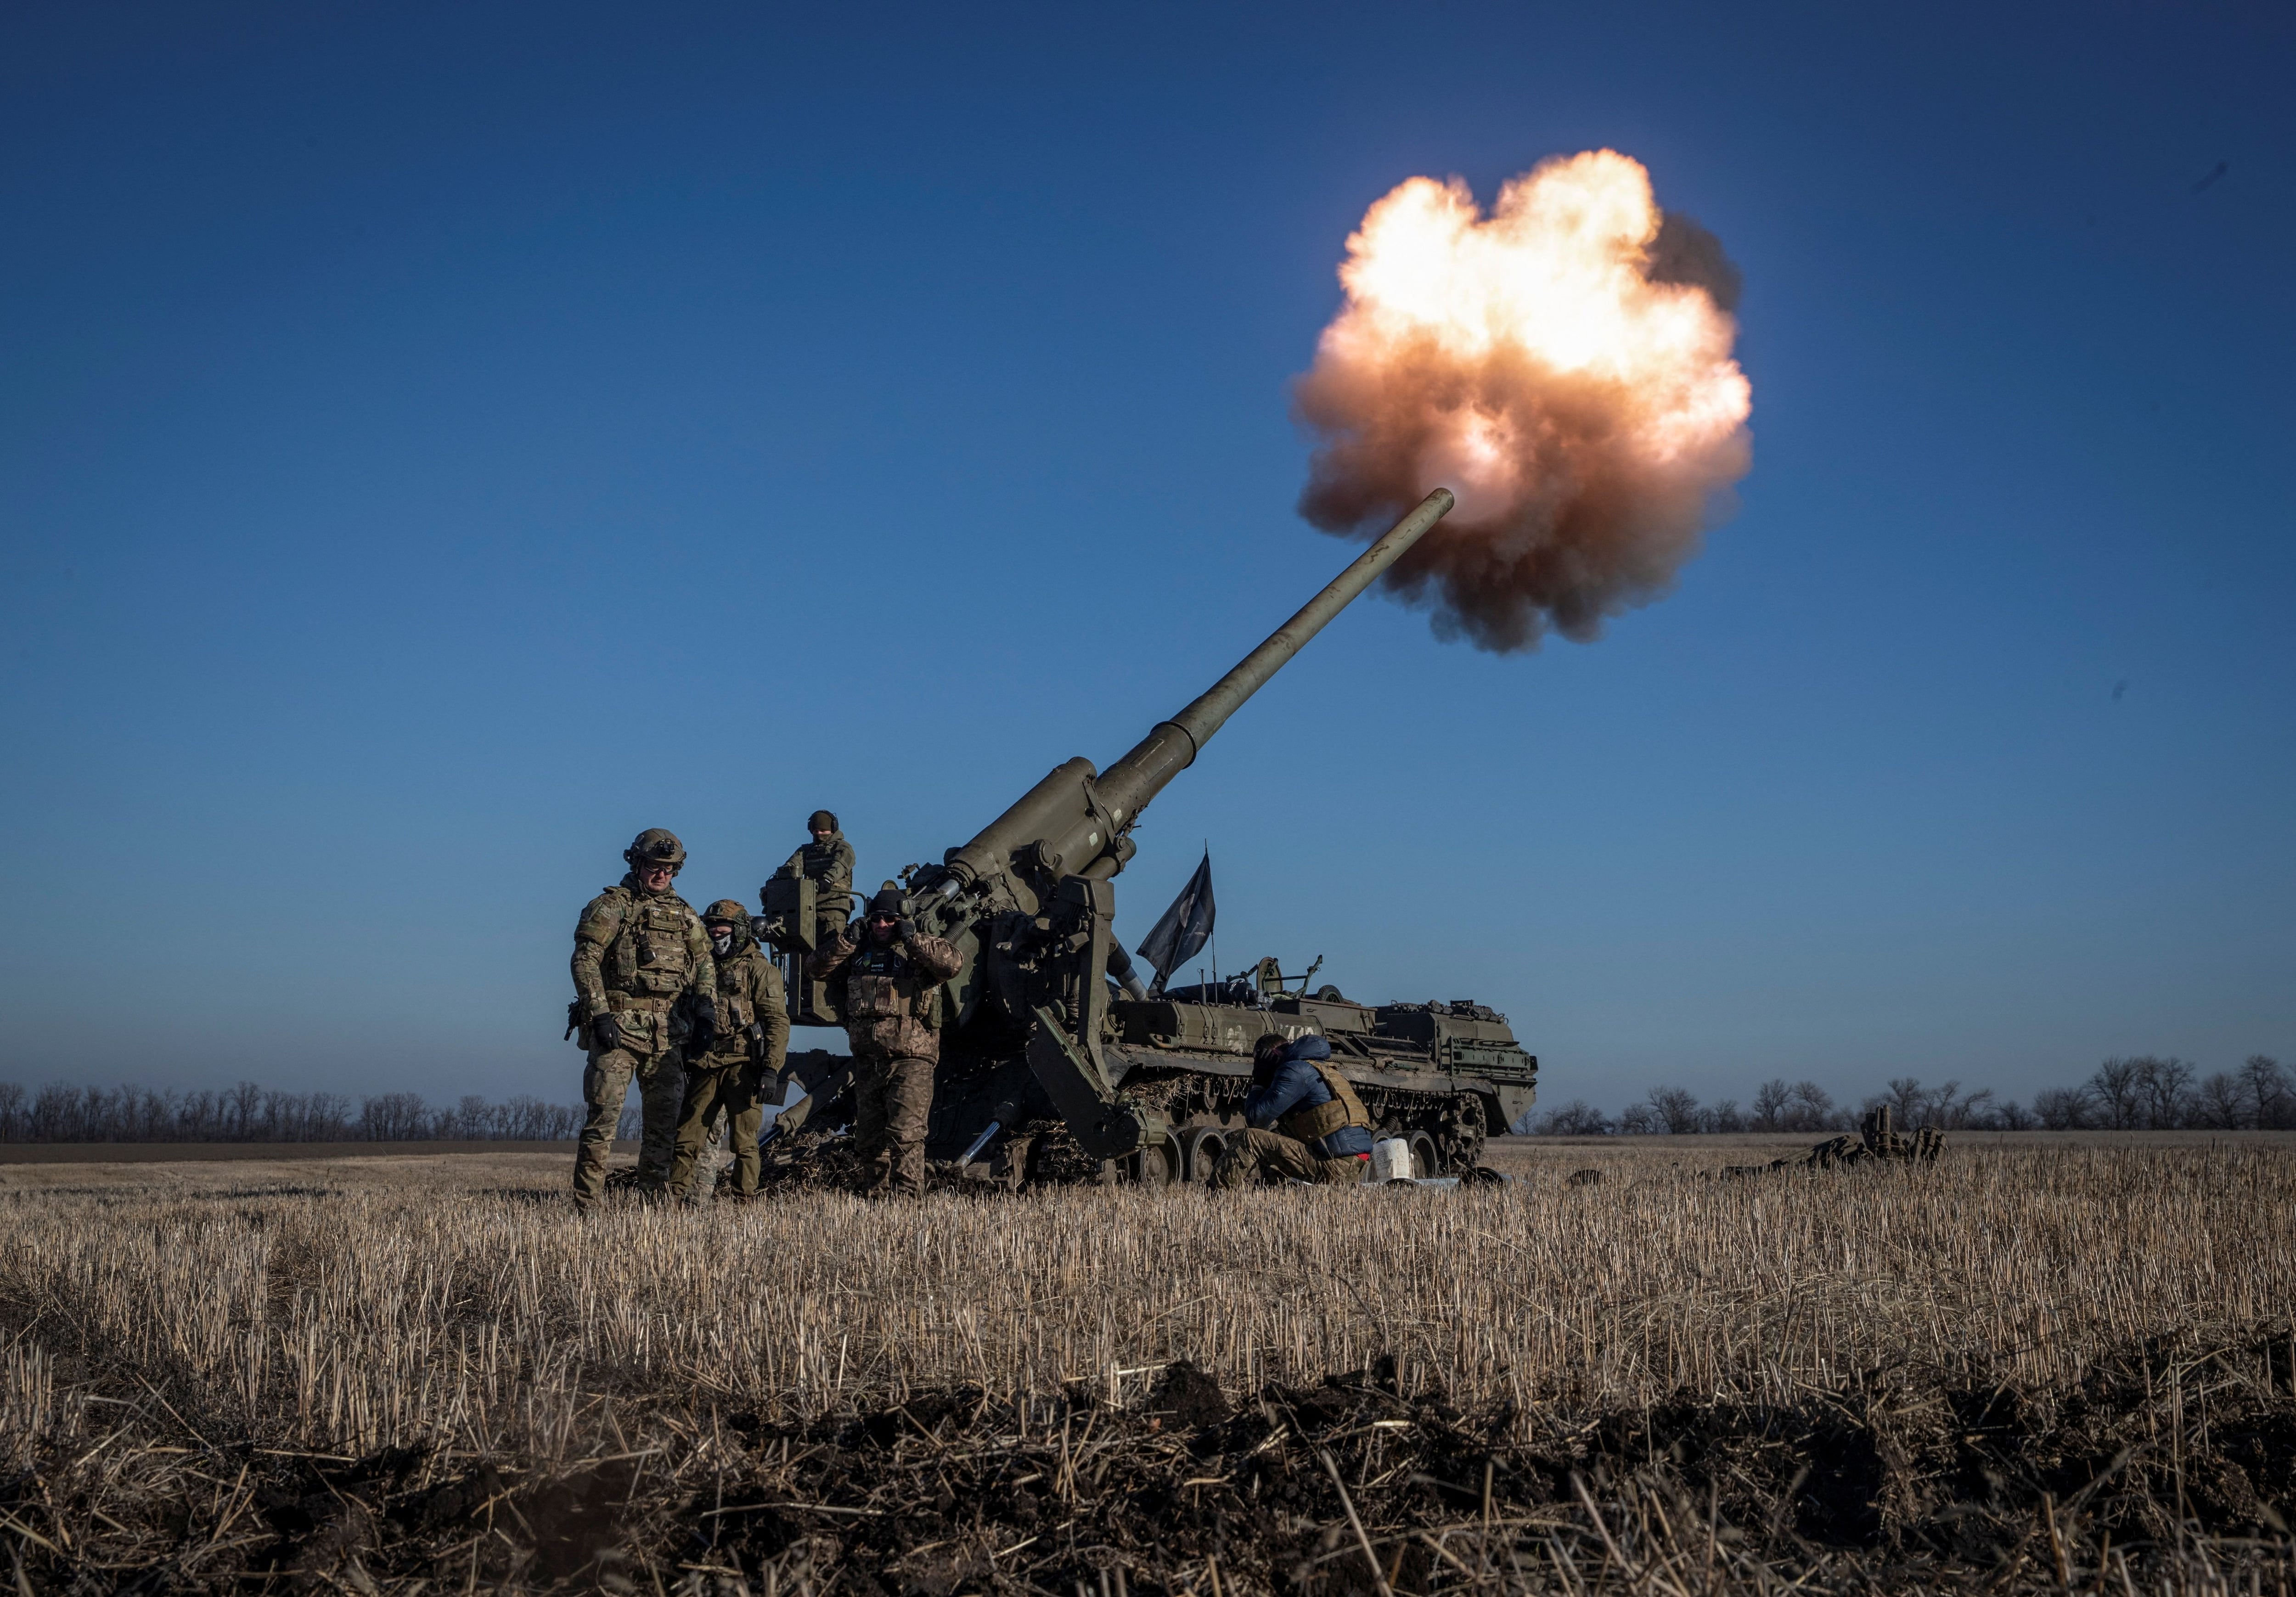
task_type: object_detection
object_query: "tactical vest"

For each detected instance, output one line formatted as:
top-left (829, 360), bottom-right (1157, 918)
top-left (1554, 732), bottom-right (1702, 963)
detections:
top-left (1277, 1059), bottom-right (1374, 1145)
top-left (714, 944), bottom-right (763, 1030)
top-left (796, 838), bottom-right (855, 909)
top-left (603, 891), bottom-right (703, 1004)
top-left (845, 945), bottom-right (942, 1029)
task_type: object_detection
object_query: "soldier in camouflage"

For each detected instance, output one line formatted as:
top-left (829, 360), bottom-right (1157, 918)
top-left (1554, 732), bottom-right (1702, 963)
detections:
top-left (771, 810), bottom-right (857, 952)
top-left (668, 900), bottom-right (791, 1202)
top-left (809, 883), bottom-right (963, 1197)
top-left (569, 829), bottom-right (718, 1210)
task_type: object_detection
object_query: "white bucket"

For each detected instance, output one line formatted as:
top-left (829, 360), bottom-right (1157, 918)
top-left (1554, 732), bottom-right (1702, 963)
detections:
top-left (1366, 1137), bottom-right (1413, 1184)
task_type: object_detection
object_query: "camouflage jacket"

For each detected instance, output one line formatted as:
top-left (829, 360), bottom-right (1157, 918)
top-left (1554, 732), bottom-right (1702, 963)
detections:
top-left (692, 928), bottom-right (790, 1076)
top-left (572, 877), bottom-right (717, 1057)
top-left (810, 929), bottom-right (963, 1062)
top-left (776, 834), bottom-right (856, 919)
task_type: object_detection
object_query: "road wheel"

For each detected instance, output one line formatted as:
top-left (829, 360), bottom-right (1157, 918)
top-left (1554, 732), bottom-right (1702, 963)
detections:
top-left (1131, 1141), bottom-right (1176, 1187)
top-left (1178, 1127), bottom-right (1228, 1184)
top-left (1408, 1130), bottom-right (1440, 1179)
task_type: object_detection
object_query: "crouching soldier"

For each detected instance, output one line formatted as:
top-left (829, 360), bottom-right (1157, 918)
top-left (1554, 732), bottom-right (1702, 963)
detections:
top-left (569, 829), bottom-right (717, 1211)
top-left (669, 900), bottom-right (791, 1202)
top-left (809, 884), bottom-right (963, 1197)
top-left (1211, 1034), bottom-right (1374, 1187)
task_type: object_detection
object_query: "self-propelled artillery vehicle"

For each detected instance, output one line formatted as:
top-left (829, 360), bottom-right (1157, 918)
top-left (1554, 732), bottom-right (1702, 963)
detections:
top-left (760, 489), bottom-right (1539, 1182)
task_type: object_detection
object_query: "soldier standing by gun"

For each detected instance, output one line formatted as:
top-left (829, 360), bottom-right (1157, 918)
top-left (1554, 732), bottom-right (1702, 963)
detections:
top-left (766, 810), bottom-right (859, 1023)
top-left (1211, 1033), bottom-right (1375, 1188)
top-left (809, 883), bottom-right (962, 1197)
top-left (668, 900), bottom-right (790, 1202)
top-left (772, 810), bottom-right (856, 949)
top-left (568, 829), bottom-right (718, 1211)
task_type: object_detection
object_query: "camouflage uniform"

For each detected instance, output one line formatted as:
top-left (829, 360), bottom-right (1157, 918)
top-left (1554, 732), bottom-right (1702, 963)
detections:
top-left (669, 904), bottom-right (790, 1200)
top-left (775, 830), bottom-right (857, 950)
top-left (1212, 1044), bottom-right (1375, 1189)
top-left (1211, 1129), bottom-right (1366, 1187)
top-left (810, 915), bottom-right (963, 1196)
top-left (570, 847), bottom-right (716, 1210)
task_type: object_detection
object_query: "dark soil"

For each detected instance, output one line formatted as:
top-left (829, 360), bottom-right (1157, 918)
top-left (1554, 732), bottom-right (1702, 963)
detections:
top-left (6, 1331), bottom-right (2292, 1592)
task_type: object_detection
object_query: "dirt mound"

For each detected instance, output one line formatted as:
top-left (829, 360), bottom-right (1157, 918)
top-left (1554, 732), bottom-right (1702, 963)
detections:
top-left (6, 1330), bottom-right (2290, 1591)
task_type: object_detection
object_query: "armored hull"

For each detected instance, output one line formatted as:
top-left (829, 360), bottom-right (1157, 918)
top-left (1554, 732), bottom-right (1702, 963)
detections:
top-left (905, 983), bottom-right (1536, 1183)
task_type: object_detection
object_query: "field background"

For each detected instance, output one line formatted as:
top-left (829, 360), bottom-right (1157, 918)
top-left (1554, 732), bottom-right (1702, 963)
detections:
top-left (2, 1137), bottom-right (2291, 1592)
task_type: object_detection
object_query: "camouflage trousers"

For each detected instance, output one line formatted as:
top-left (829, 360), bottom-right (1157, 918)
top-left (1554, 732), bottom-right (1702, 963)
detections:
top-left (1210, 1129), bottom-right (1367, 1189)
top-left (573, 1044), bottom-right (685, 1209)
top-left (668, 1059), bottom-right (766, 1200)
top-left (852, 1051), bottom-right (935, 1197)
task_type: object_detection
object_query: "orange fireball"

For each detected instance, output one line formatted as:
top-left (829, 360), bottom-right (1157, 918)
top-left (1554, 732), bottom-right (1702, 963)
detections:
top-left (1297, 150), bottom-right (1752, 651)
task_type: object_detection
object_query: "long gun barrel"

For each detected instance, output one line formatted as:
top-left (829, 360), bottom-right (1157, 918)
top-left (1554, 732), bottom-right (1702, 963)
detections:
top-left (938, 487), bottom-right (1454, 896)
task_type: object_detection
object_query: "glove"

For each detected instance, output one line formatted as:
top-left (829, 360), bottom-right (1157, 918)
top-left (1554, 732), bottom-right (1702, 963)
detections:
top-left (896, 917), bottom-right (920, 943)
top-left (591, 1013), bottom-right (623, 1051)
top-left (687, 998), bottom-right (718, 1056)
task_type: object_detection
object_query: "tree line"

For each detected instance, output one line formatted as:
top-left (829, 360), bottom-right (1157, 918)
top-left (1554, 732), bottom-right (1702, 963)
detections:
top-left (0, 1081), bottom-right (583, 1143)
top-left (1532, 1054), bottom-right (2296, 1136)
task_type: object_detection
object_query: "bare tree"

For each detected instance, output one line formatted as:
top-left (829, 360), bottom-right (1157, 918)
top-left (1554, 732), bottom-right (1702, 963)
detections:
top-left (1643, 1087), bottom-right (1705, 1136)
top-left (227, 1081), bottom-right (263, 1140)
top-left (1533, 1100), bottom-right (1612, 1136)
top-left (2190, 1072), bottom-right (2246, 1129)
top-left (1986, 1098), bottom-right (2036, 1131)
top-left (2133, 1057), bottom-right (2195, 1129)
top-left (2240, 1056), bottom-right (2293, 1130)
top-left (1751, 1079), bottom-right (1791, 1131)
top-left (360, 1093), bottom-right (428, 1141)
top-left (1947, 1086), bottom-right (1996, 1129)
top-left (2033, 1086), bottom-right (2093, 1130)
top-left (0, 1080), bottom-right (585, 1145)
top-left (2087, 1059), bottom-right (2144, 1130)
top-left (1788, 1081), bottom-right (1840, 1132)
top-left (1710, 1098), bottom-right (1746, 1133)
top-left (1882, 1078), bottom-right (1929, 1125)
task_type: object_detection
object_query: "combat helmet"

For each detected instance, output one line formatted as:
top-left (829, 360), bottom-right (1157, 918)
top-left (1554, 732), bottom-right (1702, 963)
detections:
top-left (701, 899), bottom-right (748, 926)
top-left (624, 828), bottom-right (686, 871)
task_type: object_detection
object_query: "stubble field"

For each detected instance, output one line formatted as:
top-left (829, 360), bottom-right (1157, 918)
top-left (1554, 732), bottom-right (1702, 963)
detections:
top-left (1, 1137), bottom-right (2291, 1594)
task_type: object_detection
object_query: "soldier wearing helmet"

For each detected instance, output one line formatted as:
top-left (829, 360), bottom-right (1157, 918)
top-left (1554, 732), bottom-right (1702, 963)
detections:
top-left (568, 829), bottom-right (718, 1210)
top-left (808, 882), bottom-right (963, 1197)
top-left (768, 810), bottom-right (856, 950)
top-left (667, 900), bottom-right (790, 1202)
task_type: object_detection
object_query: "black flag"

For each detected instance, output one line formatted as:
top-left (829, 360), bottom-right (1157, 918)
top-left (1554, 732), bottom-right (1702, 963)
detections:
top-left (1137, 849), bottom-right (1215, 993)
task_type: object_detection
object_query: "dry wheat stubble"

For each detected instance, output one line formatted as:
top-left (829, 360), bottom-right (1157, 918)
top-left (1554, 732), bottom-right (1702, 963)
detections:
top-left (0, 1141), bottom-right (2292, 1592)
top-left (1, 1141), bottom-right (2290, 1462)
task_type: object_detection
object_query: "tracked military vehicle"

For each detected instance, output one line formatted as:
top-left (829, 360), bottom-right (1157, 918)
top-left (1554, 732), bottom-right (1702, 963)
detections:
top-left (761, 488), bottom-right (1539, 1182)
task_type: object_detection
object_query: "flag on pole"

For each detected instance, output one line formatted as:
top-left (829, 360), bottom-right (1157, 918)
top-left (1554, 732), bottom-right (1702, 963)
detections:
top-left (1136, 849), bottom-right (1215, 995)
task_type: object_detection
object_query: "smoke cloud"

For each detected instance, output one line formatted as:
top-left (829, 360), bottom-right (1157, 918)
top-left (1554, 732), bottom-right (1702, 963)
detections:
top-left (1294, 151), bottom-right (1753, 652)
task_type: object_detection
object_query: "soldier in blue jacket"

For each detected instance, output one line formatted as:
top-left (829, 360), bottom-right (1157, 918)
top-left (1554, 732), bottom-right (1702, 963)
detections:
top-left (1211, 1034), bottom-right (1375, 1187)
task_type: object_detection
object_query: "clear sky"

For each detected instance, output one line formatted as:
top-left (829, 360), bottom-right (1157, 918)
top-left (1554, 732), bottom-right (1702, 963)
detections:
top-left (2, 1), bottom-right (2289, 1114)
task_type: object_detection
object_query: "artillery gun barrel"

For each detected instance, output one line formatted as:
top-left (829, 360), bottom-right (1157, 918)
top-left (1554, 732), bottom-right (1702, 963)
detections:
top-left (939, 488), bottom-right (1453, 894)
top-left (1092, 486), bottom-right (1455, 828)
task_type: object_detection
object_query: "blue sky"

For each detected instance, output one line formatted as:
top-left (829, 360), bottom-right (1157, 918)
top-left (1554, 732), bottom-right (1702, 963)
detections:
top-left (2, 1), bottom-right (2289, 1113)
